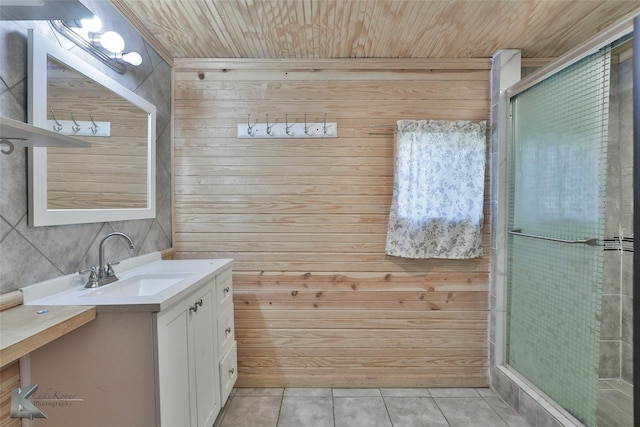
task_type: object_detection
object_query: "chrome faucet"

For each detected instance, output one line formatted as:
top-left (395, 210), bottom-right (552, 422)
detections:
top-left (99, 232), bottom-right (135, 280)
top-left (80, 232), bottom-right (135, 288)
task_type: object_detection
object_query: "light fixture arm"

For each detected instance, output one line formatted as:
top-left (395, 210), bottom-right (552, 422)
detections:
top-left (50, 20), bottom-right (126, 74)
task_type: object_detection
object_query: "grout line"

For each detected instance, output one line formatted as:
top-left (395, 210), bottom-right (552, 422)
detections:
top-left (13, 212), bottom-right (66, 276)
top-left (378, 388), bottom-right (394, 427)
top-left (482, 394), bottom-right (515, 427)
top-left (274, 389), bottom-right (284, 427)
top-left (331, 387), bottom-right (336, 427)
top-left (430, 394), bottom-right (453, 426)
top-left (0, 214), bottom-right (16, 243)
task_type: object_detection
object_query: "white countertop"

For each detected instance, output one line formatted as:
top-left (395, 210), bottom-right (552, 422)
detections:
top-left (22, 253), bottom-right (233, 312)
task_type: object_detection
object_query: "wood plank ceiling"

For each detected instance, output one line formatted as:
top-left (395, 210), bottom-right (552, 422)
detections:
top-left (111, 0), bottom-right (640, 62)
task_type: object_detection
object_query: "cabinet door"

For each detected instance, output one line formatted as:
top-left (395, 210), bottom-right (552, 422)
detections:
top-left (191, 285), bottom-right (221, 427)
top-left (156, 299), bottom-right (193, 427)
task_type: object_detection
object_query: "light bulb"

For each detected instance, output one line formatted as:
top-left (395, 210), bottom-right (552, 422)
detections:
top-left (80, 16), bottom-right (102, 33)
top-left (121, 51), bottom-right (143, 66)
top-left (97, 31), bottom-right (125, 54)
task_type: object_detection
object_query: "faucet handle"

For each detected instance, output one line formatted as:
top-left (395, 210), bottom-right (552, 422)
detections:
top-left (79, 267), bottom-right (99, 288)
top-left (106, 261), bottom-right (120, 278)
top-left (79, 266), bottom-right (97, 275)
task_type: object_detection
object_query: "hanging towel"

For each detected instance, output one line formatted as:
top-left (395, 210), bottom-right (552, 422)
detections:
top-left (385, 120), bottom-right (486, 259)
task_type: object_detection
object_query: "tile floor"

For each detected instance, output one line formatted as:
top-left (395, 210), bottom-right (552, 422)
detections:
top-left (597, 379), bottom-right (634, 427)
top-left (214, 388), bottom-right (531, 427)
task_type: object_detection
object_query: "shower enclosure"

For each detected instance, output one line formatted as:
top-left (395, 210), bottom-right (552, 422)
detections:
top-left (598, 38), bottom-right (634, 427)
top-left (504, 33), bottom-right (634, 427)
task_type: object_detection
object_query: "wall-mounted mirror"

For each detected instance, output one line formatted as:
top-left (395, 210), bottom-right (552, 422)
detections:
top-left (27, 29), bottom-right (156, 226)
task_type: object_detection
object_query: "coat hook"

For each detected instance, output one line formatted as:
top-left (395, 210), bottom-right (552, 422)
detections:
top-left (266, 113), bottom-right (274, 136)
top-left (304, 113), bottom-right (310, 135)
top-left (0, 139), bottom-right (15, 155)
top-left (247, 114), bottom-right (255, 136)
top-left (51, 111), bottom-right (63, 132)
top-left (323, 113), bottom-right (327, 135)
top-left (285, 114), bottom-right (293, 136)
top-left (69, 111), bottom-right (81, 134)
top-left (89, 112), bottom-right (99, 135)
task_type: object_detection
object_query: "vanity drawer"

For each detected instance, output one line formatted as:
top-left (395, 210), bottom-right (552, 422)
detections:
top-left (215, 268), bottom-right (233, 311)
top-left (219, 341), bottom-right (237, 405)
top-left (217, 305), bottom-right (235, 357)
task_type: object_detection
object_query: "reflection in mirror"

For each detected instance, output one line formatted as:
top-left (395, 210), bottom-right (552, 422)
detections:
top-left (46, 58), bottom-right (148, 210)
top-left (28, 29), bottom-right (156, 226)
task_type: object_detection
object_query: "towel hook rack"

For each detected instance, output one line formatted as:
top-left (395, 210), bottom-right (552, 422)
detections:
top-left (237, 113), bottom-right (337, 139)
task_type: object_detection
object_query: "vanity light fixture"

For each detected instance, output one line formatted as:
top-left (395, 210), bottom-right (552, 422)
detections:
top-left (50, 17), bottom-right (142, 74)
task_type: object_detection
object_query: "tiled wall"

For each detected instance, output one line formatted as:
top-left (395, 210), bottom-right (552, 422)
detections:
top-left (601, 56), bottom-right (634, 383)
top-left (488, 49), bottom-right (520, 380)
top-left (0, 0), bottom-right (172, 293)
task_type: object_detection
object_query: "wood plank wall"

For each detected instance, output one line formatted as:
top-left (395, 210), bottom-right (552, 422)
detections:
top-left (0, 362), bottom-right (20, 427)
top-left (172, 59), bottom-right (491, 387)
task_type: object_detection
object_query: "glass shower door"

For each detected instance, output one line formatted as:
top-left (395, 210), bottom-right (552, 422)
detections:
top-left (507, 47), bottom-right (610, 427)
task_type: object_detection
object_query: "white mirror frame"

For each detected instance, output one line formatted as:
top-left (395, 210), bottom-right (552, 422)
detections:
top-left (27, 29), bottom-right (156, 226)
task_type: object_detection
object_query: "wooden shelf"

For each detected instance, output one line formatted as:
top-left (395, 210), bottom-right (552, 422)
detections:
top-left (0, 116), bottom-right (91, 153)
top-left (0, 305), bottom-right (96, 367)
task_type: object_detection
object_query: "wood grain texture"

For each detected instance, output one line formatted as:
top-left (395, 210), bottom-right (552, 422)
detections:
top-left (0, 362), bottom-right (20, 427)
top-left (0, 291), bottom-right (21, 427)
top-left (173, 58), bottom-right (490, 387)
top-left (0, 299), bottom-right (95, 425)
top-left (161, 248), bottom-right (176, 260)
top-left (0, 305), bottom-right (97, 368)
top-left (111, 0), bottom-right (639, 60)
top-left (0, 292), bottom-right (22, 313)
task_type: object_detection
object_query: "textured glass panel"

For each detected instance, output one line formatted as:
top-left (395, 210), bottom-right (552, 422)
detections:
top-left (507, 47), bottom-right (610, 427)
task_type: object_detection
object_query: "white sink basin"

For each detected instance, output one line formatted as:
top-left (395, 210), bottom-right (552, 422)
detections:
top-left (81, 273), bottom-right (192, 298)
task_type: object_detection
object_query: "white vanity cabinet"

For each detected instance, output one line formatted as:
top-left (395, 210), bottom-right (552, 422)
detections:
top-left (22, 258), bottom-right (236, 427)
top-left (156, 276), bottom-right (220, 427)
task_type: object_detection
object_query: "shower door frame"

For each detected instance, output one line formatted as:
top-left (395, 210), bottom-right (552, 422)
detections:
top-left (632, 15), bottom-right (639, 425)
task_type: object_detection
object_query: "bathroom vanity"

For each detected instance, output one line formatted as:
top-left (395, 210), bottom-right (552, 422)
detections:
top-left (20, 254), bottom-right (236, 427)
